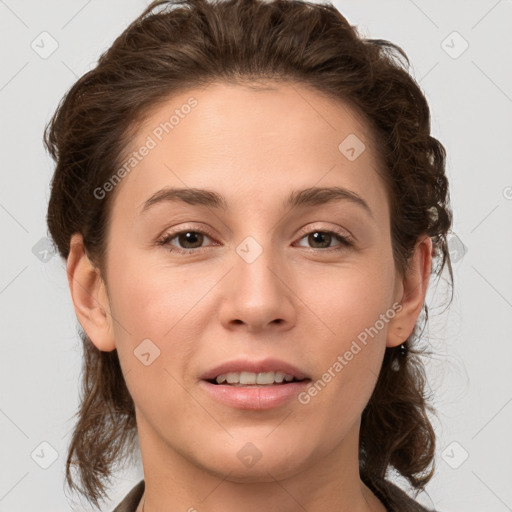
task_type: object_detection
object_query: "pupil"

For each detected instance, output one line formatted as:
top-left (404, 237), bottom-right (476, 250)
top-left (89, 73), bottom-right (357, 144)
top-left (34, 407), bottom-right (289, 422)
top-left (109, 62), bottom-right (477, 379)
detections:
top-left (309, 232), bottom-right (331, 248)
top-left (179, 231), bottom-right (203, 249)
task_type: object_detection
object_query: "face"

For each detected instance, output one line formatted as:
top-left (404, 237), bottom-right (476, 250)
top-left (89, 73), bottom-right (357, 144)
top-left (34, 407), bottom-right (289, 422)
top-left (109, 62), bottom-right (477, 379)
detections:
top-left (99, 81), bottom-right (405, 482)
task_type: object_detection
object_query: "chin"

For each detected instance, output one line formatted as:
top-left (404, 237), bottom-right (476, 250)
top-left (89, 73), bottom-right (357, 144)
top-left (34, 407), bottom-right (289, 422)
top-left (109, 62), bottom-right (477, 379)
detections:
top-left (199, 441), bottom-right (313, 482)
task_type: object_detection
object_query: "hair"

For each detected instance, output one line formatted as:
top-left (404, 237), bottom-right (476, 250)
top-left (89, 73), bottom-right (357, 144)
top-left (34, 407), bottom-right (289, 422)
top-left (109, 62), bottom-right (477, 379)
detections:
top-left (44, 0), bottom-right (453, 508)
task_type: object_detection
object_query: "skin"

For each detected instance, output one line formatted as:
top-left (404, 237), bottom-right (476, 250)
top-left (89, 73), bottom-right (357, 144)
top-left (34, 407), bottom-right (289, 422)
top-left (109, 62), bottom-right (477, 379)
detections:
top-left (67, 81), bottom-right (432, 512)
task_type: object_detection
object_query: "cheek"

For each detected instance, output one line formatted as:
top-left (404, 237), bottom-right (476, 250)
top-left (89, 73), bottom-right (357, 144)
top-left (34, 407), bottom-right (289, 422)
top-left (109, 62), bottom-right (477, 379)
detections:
top-left (107, 256), bottom-right (209, 336)
top-left (294, 256), bottom-right (394, 406)
top-left (105, 258), bottom-right (220, 383)
top-left (304, 258), bottom-right (395, 346)
top-left (106, 265), bottom-right (205, 421)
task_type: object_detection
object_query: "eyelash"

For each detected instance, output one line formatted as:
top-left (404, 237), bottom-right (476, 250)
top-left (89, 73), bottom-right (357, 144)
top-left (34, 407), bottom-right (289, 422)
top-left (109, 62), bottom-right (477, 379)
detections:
top-left (156, 225), bottom-right (354, 255)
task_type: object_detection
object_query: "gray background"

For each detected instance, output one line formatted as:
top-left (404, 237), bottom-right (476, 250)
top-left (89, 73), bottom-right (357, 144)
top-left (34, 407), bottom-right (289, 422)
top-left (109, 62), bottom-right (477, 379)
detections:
top-left (1, 0), bottom-right (511, 510)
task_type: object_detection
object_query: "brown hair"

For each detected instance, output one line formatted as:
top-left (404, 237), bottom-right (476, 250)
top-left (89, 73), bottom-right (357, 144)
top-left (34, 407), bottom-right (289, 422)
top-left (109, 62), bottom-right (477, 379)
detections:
top-left (44, 0), bottom-right (453, 508)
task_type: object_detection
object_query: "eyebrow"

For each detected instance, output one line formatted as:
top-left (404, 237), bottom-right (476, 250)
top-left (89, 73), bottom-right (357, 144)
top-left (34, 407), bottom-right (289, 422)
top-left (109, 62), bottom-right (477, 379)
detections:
top-left (140, 186), bottom-right (373, 219)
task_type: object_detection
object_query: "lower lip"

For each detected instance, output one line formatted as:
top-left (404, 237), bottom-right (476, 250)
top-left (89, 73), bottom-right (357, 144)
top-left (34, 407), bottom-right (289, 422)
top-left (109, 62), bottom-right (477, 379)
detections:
top-left (199, 380), bottom-right (310, 410)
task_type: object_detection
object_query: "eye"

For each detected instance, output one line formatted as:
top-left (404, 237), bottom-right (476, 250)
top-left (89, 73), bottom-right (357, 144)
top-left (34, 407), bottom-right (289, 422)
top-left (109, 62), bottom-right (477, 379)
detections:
top-left (295, 229), bottom-right (353, 250)
top-left (156, 226), bottom-right (354, 255)
top-left (157, 228), bottom-right (217, 254)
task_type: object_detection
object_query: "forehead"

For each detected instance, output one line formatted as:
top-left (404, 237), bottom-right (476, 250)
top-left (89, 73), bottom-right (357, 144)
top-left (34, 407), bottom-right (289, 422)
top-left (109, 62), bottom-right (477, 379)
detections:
top-left (112, 81), bottom-right (389, 220)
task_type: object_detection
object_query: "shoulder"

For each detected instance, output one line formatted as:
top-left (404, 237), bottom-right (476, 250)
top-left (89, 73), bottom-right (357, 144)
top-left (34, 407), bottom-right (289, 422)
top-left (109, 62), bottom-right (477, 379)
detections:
top-left (363, 474), bottom-right (438, 512)
top-left (112, 479), bottom-right (145, 512)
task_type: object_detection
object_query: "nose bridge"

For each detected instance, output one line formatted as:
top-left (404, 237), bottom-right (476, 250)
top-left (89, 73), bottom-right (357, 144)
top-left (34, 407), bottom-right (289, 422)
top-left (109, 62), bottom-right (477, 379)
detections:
top-left (219, 233), bottom-right (295, 331)
top-left (235, 234), bottom-right (285, 304)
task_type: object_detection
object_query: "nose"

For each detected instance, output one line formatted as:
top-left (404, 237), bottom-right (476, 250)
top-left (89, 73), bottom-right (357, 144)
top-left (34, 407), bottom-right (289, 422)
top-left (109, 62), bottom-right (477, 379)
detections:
top-left (218, 242), bottom-right (297, 333)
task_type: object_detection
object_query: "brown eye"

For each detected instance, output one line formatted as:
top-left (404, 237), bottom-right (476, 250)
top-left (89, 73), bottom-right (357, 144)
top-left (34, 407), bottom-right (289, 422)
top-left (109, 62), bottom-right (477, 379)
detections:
top-left (308, 231), bottom-right (333, 249)
top-left (175, 231), bottom-right (205, 249)
top-left (158, 229), bottom-right (215, 253)
top-left (296, 230), bottom-right (353, 250)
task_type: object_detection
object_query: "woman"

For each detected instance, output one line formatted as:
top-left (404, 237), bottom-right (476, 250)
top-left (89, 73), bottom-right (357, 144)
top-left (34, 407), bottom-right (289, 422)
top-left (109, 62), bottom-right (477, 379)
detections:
top-left (44, 0), bottom-right (453, 510)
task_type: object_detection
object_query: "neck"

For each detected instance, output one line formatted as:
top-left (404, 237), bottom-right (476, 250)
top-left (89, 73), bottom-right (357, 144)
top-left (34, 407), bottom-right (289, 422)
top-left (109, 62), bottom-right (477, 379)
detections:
top-left (135, 415), bottom-right (386, 512)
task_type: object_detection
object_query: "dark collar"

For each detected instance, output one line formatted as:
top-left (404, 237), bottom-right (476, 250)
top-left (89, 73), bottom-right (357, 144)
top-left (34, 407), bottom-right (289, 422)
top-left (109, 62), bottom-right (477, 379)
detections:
top-left (112, 477), bottom-right (436, 512)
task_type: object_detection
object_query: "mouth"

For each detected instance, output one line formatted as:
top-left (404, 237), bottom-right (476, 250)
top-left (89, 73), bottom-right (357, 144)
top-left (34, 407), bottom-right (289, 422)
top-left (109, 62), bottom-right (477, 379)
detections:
top-left (199, 359), bottom-right (311, 410)
top-left (200, 357), bottom-right (310, 383)
top-left (205, 371), bottom-right (309, 387)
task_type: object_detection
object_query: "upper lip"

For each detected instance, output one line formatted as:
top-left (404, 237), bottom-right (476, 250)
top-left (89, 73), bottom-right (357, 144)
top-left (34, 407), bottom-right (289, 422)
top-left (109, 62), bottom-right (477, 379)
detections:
top-left (200, 358), bottom-right (309, 381)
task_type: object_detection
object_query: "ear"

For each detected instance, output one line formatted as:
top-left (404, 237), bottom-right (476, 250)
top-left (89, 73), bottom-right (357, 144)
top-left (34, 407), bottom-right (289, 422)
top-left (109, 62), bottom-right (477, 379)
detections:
top-left (386, 235), bottom-right (433, 348)
top-left (66, 233), bottom-right (116, 352)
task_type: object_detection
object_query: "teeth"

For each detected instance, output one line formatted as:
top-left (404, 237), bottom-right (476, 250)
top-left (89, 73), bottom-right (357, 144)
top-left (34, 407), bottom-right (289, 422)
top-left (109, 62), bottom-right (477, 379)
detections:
top-left (215, 371), bottom-right (297, 385)
top-left (274, 372), bottom-right (285, 383)
top-left (241, 371), bottom-right (256, 384)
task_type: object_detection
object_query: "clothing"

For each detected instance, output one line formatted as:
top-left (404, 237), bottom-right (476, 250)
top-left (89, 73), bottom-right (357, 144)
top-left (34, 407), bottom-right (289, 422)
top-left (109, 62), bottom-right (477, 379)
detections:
top-left (112, 477), bottom-right (436, 512)
top-left (362, 475), bottom-right (436, 512)
top-left (112, 480), bottom-right (144, 512)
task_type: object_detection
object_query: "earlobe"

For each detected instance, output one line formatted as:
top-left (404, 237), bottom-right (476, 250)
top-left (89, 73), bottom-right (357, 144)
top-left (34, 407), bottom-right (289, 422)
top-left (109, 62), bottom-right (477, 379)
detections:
top-left (386, 235), bottom-right (433, 348)
top-left (66, 233), bottom-right (116, 352)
